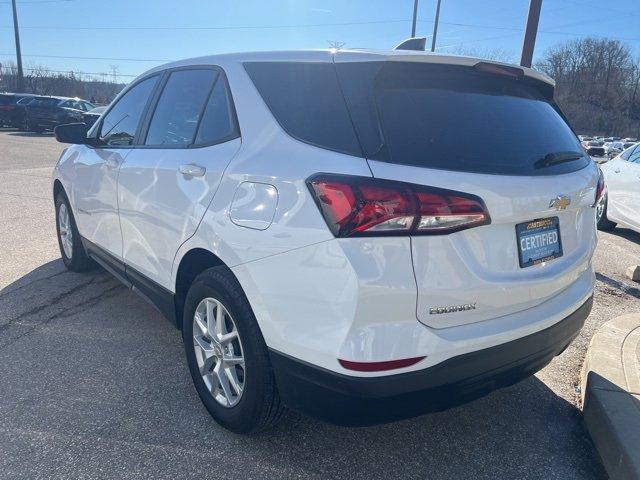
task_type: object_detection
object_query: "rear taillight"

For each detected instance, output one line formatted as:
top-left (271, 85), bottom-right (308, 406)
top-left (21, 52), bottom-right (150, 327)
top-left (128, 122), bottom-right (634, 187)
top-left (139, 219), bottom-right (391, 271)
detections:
top-left (307, 174), bottom-right (490, 237)
top-left (593, 168), bottom-right (606, 206)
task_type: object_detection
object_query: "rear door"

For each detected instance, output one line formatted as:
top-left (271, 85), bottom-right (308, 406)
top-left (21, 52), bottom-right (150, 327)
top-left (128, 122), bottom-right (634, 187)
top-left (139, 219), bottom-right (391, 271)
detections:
top-left (117, 67), bottom-right (241, 289)
top-left (336, 58), bottom-right (598, 328)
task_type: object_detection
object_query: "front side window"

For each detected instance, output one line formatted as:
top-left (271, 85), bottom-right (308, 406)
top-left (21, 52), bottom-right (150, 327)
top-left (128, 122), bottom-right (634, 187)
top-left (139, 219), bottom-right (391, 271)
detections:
top-left (145, 69), bottom-right (218, 146)
top-left (99, 75), bottom-right (158, 147)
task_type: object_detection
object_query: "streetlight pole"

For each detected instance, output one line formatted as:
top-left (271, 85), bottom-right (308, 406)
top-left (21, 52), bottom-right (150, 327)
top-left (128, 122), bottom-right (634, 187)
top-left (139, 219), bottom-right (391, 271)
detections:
top-left (11, 0), bottom-right (24, 92)
top-left (520, 0), bottom-right (543, 68)
top-left (411, 0), bottom-right (419, 37)
top-left (431, 0), bottom-right (442, 52)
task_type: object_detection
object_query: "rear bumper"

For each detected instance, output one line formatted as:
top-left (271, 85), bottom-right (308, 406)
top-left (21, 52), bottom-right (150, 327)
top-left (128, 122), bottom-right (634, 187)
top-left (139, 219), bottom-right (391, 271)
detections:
top-left (270, 295), bottom-right (592, 426)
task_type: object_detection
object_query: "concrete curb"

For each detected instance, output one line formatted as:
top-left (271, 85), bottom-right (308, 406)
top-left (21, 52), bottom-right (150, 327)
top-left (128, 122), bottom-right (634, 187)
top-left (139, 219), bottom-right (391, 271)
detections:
top-left (581, 314), bottom-right (640, 480)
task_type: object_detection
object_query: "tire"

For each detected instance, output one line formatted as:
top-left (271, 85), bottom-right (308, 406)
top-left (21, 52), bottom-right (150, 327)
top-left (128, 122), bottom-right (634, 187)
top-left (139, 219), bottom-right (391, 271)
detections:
top-left (596, 194), bottom-right (616, 231)
top-left (182, 267), bottom-right (284, 433)
top-left (55, 193), bottom-right (95, 272)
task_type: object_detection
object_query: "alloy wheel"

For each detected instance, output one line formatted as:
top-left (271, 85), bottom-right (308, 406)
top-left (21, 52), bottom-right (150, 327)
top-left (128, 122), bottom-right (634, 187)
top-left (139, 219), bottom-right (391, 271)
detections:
top-left (57, 203), bottom-right (73, 259)
top-left (595, 196), bottom-right (605, 223)
top-left (192, 297), bottom-right (245, 408)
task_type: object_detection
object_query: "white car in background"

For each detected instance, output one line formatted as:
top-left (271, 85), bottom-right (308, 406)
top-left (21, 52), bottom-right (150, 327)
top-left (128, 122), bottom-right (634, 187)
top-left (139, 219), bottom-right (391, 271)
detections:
top-left (598, 143), bottom-right (640, 233)
top-left (51, 49), bottom-right (600, 433)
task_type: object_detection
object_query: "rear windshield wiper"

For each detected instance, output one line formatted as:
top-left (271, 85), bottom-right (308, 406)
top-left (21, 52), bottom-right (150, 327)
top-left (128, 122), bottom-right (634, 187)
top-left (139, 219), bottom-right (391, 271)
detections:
top-left (534, 151), bottom-right (585, 169)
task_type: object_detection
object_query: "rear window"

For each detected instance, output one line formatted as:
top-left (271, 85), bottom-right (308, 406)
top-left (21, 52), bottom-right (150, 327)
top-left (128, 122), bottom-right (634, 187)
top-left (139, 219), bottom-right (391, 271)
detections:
top-left (336, 61), bottom-right (588, 176)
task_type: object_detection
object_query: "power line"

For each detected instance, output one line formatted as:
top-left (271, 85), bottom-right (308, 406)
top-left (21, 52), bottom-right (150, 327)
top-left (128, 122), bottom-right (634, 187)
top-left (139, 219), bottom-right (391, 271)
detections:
top-left (0, 52), bottom-right (168, 62)
top-left (0, 19), bottom-right (411, 31)
top-left (1, 65), bottom-right (136, 78)
top-left (0, 0), bottom-right (73, 4)
top-left (0, 19), bottom-right (637, 43)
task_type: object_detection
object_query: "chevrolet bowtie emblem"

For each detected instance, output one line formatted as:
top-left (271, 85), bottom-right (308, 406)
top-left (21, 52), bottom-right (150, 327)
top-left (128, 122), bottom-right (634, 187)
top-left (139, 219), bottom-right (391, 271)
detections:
top-left (549, 195), bottom-right (571, 210)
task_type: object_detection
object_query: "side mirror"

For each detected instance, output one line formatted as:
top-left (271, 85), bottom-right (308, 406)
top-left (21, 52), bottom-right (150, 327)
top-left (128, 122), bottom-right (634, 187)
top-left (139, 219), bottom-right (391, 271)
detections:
top-left (54, 123), bottom-right (91, 144)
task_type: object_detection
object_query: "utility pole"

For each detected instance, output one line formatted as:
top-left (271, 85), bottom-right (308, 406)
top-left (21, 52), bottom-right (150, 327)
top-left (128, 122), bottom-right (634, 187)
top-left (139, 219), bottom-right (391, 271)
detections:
top-left (411, 0), bottom-right (419, 37)
top-left (520, 0), bottom-right (543, 67)
top-left (11, 0), bottom-right (24, 92)
top-left (431, 0), bottom-right (442, 52)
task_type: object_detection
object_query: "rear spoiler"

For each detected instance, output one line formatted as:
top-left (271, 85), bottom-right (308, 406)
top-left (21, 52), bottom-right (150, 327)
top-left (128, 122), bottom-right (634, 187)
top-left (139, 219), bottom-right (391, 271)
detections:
top-left (394, 37), bottom-right (427, 52)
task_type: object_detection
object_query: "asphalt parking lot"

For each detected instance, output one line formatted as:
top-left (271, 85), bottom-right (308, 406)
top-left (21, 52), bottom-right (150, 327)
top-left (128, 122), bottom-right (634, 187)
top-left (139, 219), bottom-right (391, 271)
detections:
top-left (1, 130), bottom-right (639, 479)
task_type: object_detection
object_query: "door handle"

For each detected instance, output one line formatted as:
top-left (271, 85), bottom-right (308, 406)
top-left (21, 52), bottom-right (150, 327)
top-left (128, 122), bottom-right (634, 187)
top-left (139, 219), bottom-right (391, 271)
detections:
top-left (179, 163), bottom-right (206, 178)
top-left (614, 168), bottom-right (621, 173)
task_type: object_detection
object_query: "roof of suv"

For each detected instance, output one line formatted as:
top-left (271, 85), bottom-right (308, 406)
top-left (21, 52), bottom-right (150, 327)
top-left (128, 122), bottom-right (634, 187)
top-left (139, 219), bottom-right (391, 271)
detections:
top-left (142, 49), bottom-right (555, 87)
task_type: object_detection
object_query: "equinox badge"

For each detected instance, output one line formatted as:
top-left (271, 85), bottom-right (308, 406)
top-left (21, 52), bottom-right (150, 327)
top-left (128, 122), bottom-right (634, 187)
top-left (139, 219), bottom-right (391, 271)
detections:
top-left (429, 303), bottom-right (477, 315)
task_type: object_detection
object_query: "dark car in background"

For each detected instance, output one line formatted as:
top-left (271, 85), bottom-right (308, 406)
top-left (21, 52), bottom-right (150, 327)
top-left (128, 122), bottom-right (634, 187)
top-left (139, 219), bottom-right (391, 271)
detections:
top-left (81, 105), bottom-right (107, 128)
top-left (0, 93), bottom-right (37, 127)
top-left (23, 96), bottom-right (95, 133)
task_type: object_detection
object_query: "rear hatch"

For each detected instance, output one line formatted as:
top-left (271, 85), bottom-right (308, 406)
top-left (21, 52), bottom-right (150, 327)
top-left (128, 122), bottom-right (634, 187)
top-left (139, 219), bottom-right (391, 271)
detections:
top-left (334, 56), bottom-right (598, 328)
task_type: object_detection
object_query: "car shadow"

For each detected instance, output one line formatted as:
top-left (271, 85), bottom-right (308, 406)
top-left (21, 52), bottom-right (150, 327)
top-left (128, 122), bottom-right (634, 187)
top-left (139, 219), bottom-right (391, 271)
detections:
top-left (0, 260), bottom-right (607, 479)
top-left (596, 272), bottom-right (640, 300)
top-left (606, 226), bottom-right (640, 245)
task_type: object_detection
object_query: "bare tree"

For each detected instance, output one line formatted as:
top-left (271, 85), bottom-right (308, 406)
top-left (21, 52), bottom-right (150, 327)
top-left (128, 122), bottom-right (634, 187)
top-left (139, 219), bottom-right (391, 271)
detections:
top-left (0, 62), bottom-right (125, 105)
top-left (536, 37), bottom-right (640, 137)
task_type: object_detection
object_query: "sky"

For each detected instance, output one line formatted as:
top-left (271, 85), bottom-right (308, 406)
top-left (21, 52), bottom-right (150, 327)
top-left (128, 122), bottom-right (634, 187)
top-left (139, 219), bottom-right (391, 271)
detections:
top-left (0, 0), bottom-right (638, 83)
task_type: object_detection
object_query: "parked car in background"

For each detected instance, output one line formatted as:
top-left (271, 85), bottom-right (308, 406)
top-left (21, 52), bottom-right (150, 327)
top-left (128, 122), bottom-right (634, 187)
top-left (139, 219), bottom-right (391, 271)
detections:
top-left (603, 141), bottom-right (624, 157)
top-left (598, 143), bottom-right (640, 233)
top-left (23, 96), bottom-right (95, 133)
top-left (622, 137), bottom-right (637, 143)
top-left (81, 106), bottom-right (107, 127)
top-left (0, 93), bottom-right (36, 127)
top-left (52, 50), bottom-right (599, 433)
top-left (583, 140), bottom-right (605, 157)
top-left (623, 141), bottom-right (637, 150)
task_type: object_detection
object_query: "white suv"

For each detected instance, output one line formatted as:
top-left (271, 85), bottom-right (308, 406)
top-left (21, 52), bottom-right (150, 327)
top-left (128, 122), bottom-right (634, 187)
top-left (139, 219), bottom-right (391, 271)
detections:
top-left (52, 50), bottom-right (601, 433)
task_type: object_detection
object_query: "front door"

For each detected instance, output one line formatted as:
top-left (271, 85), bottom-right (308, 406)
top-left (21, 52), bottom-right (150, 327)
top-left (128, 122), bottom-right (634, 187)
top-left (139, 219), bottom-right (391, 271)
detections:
top-left (74, 75), bottom-right (160, 258)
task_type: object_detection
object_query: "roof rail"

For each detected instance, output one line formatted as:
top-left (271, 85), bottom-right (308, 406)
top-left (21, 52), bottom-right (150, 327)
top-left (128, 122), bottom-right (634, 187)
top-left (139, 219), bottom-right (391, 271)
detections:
top-left (394, 37), bottom-right (427, 51)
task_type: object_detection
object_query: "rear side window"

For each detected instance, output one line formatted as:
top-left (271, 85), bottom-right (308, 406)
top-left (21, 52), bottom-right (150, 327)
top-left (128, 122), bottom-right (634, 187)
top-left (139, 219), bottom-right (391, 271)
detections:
top-left (194, 74), bottom-right (238, 145)
top-left (244, 62), bottom-right (361, 156)
top-left (336, 61), bottom-right (589, 176)
top-left (145, 69), bottom-right (218, 146)
top-left (100, 75), bottom-right (158, 146)
top-left (29, 97), bottom-right (60, 107)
